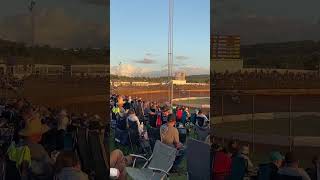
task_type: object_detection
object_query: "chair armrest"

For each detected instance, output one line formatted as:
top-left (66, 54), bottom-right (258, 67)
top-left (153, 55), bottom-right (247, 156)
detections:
top-left (148, 167), bottom-right (170, 177)
top-left (129, 154), bottom-right (148, 161)
top-left (129, 154), bottom-right (149, 167)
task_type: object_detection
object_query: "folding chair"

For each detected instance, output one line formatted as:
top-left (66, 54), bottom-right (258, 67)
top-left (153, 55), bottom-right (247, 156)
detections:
top-left (177, 127), bottom-right (187, 144)
top-left (186, 138), bottom-right (211, 180)
top-left (126, 140), bottom-right (177, 180)
top-left (276, 174), bottom-right (302, 180)
top-left (147, 127), bottom-right (161, 150)
top-left (75, 128), bottom-right (92, 173)
top-left (87, 130), bottom-right (109, 180)
top-left (257, 163), bottom-right (271, 180)
top-left (114, 128), bottom-right (129, 145)
top-left (194, 125), bottom-right (209, 141)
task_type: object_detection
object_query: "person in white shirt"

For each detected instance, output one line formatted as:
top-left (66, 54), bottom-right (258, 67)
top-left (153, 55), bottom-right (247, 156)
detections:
top-left (126, 109), bottom-right (143, 134)
top-left (57, 109), bottom-right (69, 131)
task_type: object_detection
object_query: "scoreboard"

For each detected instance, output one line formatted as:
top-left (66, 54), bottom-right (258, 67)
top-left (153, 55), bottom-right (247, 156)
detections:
top-left (211, 35), bottom-right (240, 60)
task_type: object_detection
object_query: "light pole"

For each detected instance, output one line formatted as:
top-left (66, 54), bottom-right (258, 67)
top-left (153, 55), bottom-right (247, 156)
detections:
top-left (28, 0), bottom-right (36, 46)
top-left (168, 0), bottom-right (174, 105)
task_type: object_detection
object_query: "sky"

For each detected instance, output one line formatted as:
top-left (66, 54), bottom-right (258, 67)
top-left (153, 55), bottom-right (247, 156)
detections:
top-left (110, 0), bottom-right (210, 77)
top-left (212, 0), bottom-right (320, 45)
top-left (0, 0), bottom-right (108, 48)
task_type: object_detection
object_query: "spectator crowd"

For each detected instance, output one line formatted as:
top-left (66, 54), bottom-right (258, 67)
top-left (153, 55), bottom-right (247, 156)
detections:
top-left (0, 97), bottom-right (107, 180)
top-left (213, 70), bottom-right (320, 89)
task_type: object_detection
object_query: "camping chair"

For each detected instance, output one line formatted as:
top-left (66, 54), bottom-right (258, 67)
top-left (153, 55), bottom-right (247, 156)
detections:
top-left (114, 128), bottom-right (129, 146)
top-left (196, 116), bottom-right (205, 127)
top-left (194, 125), bottom-right (210, 141)
top-left (177, 127), bottom-right (187, 144)
top-left (257, 163), bottom-right (271, 180)
top-left (147, 127), bottom-right (161, 150)
top-left (276, 174), bottom-right (302, 180)
top-left (230, 155), bottom-right (247, 180)
top-left (186, 138), bottom-right (211, 180)
top-left (75, 128), bottom-right (92, 173)
top-left (87, 130), bottom-right (109, 180)
top-left (126, 140), bottom-right (177, 180)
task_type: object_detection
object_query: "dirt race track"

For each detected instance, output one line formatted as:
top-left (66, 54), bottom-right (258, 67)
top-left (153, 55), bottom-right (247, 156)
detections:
top-left (113, 85), bottom-right (210, 103)
top-left (213, 89), bottom-right (320, 115)
top-left (3, 77), bottom-right (107, 118)
top-left (213, 89), bottom-right (320, 166)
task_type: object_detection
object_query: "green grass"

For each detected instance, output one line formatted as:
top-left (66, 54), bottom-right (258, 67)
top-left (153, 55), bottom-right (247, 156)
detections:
top-left (174, 98), bottom-right (210, 105)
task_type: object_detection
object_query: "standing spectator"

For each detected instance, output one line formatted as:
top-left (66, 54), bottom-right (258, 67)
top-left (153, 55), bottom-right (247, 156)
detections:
top-left (278, 152), bottom-right (311, 180)
top-left (176, 107), bottom-right (183, 123)
top-left (181, 107), bottom-right (189, 125)
top-left (228, 139), bottom-right (240, 158)
top-left (148, 103), bottom-right (157, 127)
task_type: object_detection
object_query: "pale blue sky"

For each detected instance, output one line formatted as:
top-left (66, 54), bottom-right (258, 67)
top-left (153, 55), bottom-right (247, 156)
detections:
top-left (111, 0), bottom-right (209, 76)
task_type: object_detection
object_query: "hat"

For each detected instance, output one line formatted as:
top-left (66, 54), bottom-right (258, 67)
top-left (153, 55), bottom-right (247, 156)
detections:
top-left (19, 117), bottom-right (50, 137)
top-left (240, 145), bottom-right (250, 155)
top-left (270, 151), bottom-right (284, 162)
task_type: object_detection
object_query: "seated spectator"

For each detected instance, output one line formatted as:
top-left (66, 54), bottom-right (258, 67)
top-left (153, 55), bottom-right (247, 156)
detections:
top-left (230, 145), bottom-right (257, 180)
top-left (257, 151), bottom-right (284, 180)
top-left (278, 152), bottom-right (311, 180)
top-left (18, 115), bottom-right (53, 178)
top-left (110, 149), bottom-right (132, 180)
top-left (212, 147), bottom-right (232, 180)
top-left (160, 113), bottom-right (184, 172)
top-left (228, 139), bottom-right (240, 158)
top-left (126, 109), bottom-right (141, 130)
top-left (306, 155), bottom-right (319, 180)
top-left (55, 151), bottom-right (89, 180)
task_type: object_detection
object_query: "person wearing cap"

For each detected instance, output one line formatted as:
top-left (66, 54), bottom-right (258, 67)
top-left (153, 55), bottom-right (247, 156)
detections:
top-left (257, 151), bottom-right (284, 180)
top-left (278, 152), bottom-right (311, 180)
top-left (160, 113), bottom-right (184, 172)
top-left (19, 106), bottom-right (53, 178)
